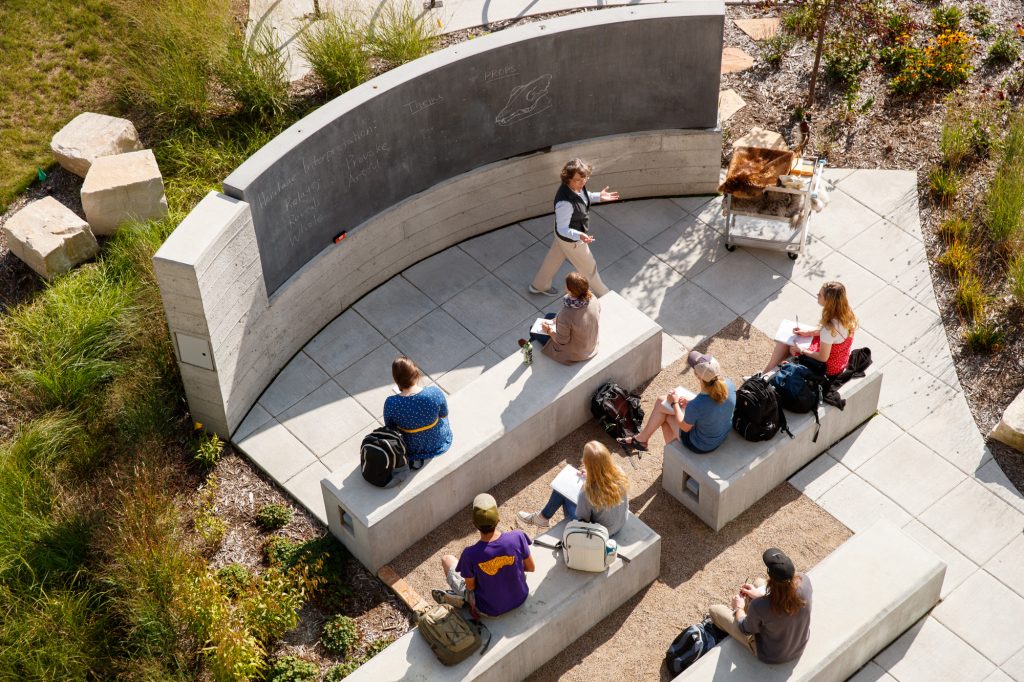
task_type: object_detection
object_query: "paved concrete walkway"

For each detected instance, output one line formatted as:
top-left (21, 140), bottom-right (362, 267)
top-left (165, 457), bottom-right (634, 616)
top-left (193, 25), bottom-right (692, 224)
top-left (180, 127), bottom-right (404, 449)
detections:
top-left (233, 170), bottom-right (1024, 680)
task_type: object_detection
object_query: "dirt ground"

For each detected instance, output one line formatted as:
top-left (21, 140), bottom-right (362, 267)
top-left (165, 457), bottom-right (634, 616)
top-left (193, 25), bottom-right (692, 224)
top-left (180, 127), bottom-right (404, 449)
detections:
top-left (389, 318), bottom-right (852, 680)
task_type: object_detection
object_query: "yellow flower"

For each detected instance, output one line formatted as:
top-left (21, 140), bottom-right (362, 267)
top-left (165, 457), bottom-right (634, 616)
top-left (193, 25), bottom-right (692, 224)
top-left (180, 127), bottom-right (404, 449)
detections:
top-left (194, 421), bottom-right (204, 430)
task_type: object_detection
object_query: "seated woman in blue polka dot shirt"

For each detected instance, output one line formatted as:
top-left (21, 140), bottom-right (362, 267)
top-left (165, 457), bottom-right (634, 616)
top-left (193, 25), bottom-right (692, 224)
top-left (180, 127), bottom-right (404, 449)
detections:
top-left (383, 356), bottom-right (453, 469)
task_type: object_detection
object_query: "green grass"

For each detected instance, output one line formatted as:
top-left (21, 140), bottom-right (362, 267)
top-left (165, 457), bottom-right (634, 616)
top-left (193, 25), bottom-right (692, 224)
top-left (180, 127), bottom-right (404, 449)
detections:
top-left (928, 165), bottom-right (960, 208)
top-left (0, 0), bottom-right (122, 211)
top-left (936, 239), bottom-right (976, 280)
top-left (937, 213), bottom-right (973, 243)
top-left (954, 271), bottom-right (988, 321)
top-left (368, 0), bottom-right (439, 66)
top-left (217, 22), bottom-right (290, 121)
top-left (300, 14), bottom-right (372, 96)
top-left (1010, 254), bottom-right (1024, 304)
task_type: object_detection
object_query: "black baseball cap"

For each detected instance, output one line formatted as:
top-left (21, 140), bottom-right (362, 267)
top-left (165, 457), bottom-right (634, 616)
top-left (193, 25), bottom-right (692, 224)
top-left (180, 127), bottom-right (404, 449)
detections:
top-left (762, 548), bottom-right (795, 581)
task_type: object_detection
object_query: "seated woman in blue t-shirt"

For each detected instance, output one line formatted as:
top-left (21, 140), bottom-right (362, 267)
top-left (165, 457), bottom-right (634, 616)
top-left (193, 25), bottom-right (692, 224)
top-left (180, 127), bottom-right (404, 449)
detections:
top-left (383, 356), bottom-right (453, 469)
top-left (618, 351), bottom-right (736, 454)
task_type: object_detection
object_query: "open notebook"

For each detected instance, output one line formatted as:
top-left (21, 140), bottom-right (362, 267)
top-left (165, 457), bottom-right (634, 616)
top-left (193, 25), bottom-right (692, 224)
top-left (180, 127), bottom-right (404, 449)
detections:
top-left (774, 318), bottom-right (814, 351)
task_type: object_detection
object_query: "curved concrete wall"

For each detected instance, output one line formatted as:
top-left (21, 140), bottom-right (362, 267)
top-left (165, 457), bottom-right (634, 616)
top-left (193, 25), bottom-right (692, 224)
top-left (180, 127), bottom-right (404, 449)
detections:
top-left (153, 5), bottom-right (725, 437)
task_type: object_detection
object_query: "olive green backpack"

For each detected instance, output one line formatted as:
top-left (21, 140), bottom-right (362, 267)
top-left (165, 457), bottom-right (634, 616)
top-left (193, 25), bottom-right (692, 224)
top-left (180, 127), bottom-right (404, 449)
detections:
top-left (416, 602), bottom-right (489, 666)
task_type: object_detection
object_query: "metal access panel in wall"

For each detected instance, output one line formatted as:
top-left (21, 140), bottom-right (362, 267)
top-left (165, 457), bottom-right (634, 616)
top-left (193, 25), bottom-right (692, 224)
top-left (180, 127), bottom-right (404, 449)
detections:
top-left (175, 332), bottom-right (215, 371)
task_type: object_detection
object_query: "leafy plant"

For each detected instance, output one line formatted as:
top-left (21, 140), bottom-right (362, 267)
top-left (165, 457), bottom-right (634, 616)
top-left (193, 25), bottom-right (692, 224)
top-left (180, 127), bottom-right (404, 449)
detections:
top-left (966, 3), bottom-right (990, 27)
top-left (964, 320), bottom-right (1005, 352)
top-left (928, 165), bottom-right (960, 207)
top-left (217, 563), bottom-right (253, 599)
top-left (321, 614), bottom-right (360, 656)
top-left (953, 271), bottom-right (987, 321)
top-left (256, 503), bottom-right (293, 531)
top-left (363, 636), bottom-right (392, 658)
top-left (325, 661), bottom-right (361, 681)
top-left (930, 6), bottom-right (962, 34)
top-left (217, 22), bottom-right (291, 120)
top-left (781, 4), bottom-right (818, 39)
top-left (823, 33), bottom-right (871, 88)
top-left (759, 33), bottom-right (796, 68)
top-left (986, 31), bottom-right (1022, 66)
top-left (266, 655), bottom-right (318, 682)
top-left (367, 0), bottom-right (438, 66)
top-left (195, 432), bottom-right (224, 467)
top-left (890, 31), bottom-right (975, 95)
top-left (194, 478), bottom-right (226, 552)
top-left (936, 239), bottom-right (976, 278)
top-left (299, 14), bottom-right (371, 96)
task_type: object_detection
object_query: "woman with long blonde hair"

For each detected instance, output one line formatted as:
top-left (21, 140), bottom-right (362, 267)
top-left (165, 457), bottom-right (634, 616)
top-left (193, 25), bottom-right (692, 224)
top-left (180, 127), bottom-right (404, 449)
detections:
top-left (517, 441), bottom-right (630, 536)
top-left (763, 281), bottom-right (858, 377)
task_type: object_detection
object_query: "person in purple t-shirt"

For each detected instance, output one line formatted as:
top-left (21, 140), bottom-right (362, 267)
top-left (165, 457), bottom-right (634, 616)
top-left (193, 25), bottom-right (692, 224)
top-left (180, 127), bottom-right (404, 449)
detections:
top-left (432, 493), bottom-right (535, 617)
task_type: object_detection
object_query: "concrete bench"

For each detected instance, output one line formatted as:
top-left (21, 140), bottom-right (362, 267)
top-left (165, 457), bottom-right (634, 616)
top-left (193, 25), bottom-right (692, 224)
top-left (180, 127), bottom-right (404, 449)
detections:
top-left (348, 513), bottom-right (661, 681)
top-left (675, 520), bottom-right (945, 681)
top-left (321, 292), bottom-right (662, 571)
top-left (662, 370), bottom-right (882, 531)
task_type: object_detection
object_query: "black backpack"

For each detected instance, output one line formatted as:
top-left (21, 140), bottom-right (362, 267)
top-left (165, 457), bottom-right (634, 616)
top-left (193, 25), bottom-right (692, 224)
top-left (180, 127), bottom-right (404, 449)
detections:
top-left (665, 617), bottom-right (727, 675)
top-left (360, 426), bottom-right (408, 487)
top-left (770, 363), bottom-right (824, 442)
top-left (591, 381), bottom-right (645, 441)
top-left (732, 373), bottom-right (792, 442)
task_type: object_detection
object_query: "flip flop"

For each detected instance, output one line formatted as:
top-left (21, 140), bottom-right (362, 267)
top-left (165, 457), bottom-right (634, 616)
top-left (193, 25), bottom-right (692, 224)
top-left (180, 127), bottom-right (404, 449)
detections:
top-left (616, 436), bottom-right (648, 452)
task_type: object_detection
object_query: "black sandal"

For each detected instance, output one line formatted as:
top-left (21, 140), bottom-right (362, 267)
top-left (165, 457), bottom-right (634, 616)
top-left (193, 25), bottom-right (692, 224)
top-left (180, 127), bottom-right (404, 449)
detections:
top-left (616, 436), bottom-right (648, 452)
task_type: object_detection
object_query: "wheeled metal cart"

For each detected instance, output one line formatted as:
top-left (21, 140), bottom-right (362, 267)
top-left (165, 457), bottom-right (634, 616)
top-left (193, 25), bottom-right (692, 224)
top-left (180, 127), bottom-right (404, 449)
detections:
top-left (722, 154), bottom-right (825, 261)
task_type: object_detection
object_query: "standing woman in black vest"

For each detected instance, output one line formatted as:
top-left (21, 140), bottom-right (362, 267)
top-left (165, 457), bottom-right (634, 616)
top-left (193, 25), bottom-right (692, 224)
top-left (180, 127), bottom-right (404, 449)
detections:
top-left (529, 158), bottom-right (618, 297)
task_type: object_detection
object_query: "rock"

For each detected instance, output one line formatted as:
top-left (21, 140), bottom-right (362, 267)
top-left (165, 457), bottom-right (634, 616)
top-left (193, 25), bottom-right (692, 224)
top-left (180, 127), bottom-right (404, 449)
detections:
top-left (721, 47), bottom-right (755, 74)
top-left (81, 149), bottom-right (168, 235)
top-left (2, 197), bottom-right (99, 280)
top-left (733, 18), bottom-right (780, 41)
top-left (719, 89), bottom-right (747, 123)
top-left (991, 390), bottom-right (1024, 453)
top-left (50, 112), bottom-right (144, 178)
top-left (732, 126), bottom-right (789, 151)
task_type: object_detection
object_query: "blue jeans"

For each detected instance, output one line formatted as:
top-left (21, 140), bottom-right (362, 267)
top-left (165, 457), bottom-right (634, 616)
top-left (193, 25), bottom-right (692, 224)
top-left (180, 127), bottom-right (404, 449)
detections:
top-left (541, 489), bottom-right (577, 521)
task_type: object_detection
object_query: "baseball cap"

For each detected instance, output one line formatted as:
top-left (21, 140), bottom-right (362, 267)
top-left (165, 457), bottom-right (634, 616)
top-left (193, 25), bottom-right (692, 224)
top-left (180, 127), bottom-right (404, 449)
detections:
top-left (472, 493), bottom-right (499, 529)
top-left (762, 547), bottom-right (795, 581)
top-left (687, 351), bottom-right (721, 383)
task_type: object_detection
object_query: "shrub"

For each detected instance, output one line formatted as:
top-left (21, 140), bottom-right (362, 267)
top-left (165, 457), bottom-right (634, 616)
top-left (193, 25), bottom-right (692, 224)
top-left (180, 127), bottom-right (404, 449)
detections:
top-left (781, 4), bottom-right (818, 39)
top-left (883, 6), bottom-right (914, 38)
top-left (935, 239), bottom-right (976, 278)
top-left (263, 536), bottom-right (350, 608)
top-left (256, 503), bottom-right (293, 531)
top-left (890, 31), bottom-right (975, 95)
top-left (216, 23), bottom-right (290, 120)
top-left (928, 165), bottom-right (960, 207)
top-left (217, 563), bottom-right (253, 599)
top-left (363, 636), bottom-right (392, 659)
top-left (986, 31), bottom-right (1022, 66)
top-left (931, 6), bottom-right (962, 34)
top-left (1009, 253), bottom-right (1024, 304)
top-left (325, 662), bottom-right (362, 681)
top-left (195, 432), bottom-right (224, 467)
top-left (964, 320), bottom-right (1005, 352)
top-left (937, 214), bottom-right (972, 243)
top-left (194, 478), bottom-right (226, 552)
top-left (299, 14), bottom-right (370, 96)
top-left (321, 614), bottom-right (360, 656)
top-left (823, 33), bottom-right (871, 88)
top-left (954, 271), bottom-right (987, 321)
top-left (759, 33), bottom-right (796, 68)
top-left (966, 3), bottom-right (990, 27)
top-left (368, 0), bottom-right (438, 66)
top-left (266, 655), bottom-right (318, 682)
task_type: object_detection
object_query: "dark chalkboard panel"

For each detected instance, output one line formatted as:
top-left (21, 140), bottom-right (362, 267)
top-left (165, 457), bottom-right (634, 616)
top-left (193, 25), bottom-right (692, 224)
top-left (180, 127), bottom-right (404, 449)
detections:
top-left (223, 4), bottom-right (723, 295)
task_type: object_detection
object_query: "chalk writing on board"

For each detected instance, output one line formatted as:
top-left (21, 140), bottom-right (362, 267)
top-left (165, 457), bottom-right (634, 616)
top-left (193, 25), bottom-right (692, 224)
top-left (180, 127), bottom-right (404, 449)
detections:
top-left (405, 94), bottom-right (444, 116)
top-left (484, 65), bottom-right (519, 82)
top-left (345, 142), bottom-right (391, 188)
top-left (495, 74), bottom-right (553, 126)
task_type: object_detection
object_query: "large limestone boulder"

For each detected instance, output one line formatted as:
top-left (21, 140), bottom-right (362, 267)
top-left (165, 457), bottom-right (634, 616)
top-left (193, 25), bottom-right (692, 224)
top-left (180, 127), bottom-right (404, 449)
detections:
top-left (991, 390), bottom-right (1024, 453)
top-left (50, 112), bottom-right (144, 178)
top-left (3, 197), bottom-right (99, 280)
top-left (81, 149), bottom-right (168, 235)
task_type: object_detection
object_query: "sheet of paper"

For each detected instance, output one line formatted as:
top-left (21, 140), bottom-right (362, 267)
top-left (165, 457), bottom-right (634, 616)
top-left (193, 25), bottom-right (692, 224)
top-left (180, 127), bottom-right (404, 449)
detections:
top-left (774, 318), bottom-right (813, 351)
top-left (550, 464), bottom-right (584, 503)
top-left (531, 318), bottom-right (555, 335)
top-left (662, 386), bottom-right (697, 411)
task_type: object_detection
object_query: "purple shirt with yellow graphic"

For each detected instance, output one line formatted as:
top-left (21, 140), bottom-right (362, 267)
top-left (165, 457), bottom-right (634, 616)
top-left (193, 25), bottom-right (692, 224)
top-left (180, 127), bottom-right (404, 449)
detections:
top-left (456, 529), bottom-right (532, 616)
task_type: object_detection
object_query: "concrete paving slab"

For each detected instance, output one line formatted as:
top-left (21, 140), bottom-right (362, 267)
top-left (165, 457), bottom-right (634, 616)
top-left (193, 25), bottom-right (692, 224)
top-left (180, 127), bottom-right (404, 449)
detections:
top-left (934, 570), bottom-right (1024, 665)
top-left (848, 661), bottom-right (897, 682)
top-left (902, 322), bottom-right (960, 389)
top-left (986, 534), bottom-right (1024, 600)
top-left (321, 430), bottom-right (366, 474)
top-left (493, 240), bottom-right (574, 305)
top-left (984, 670), bottom-right (1015, 682)
top-left (1001, 645), bottom-right (1024, 680)
top-left (892, 255), bottom-right (939, 312)
top-left (909, 394), bottom-right (992, 475)
top-left (391, 308), bottom-right (485, 377)
top-left (782, 248), bottom-right (888, 310)
top-left (353, 276), bottom-right (437, 338)
top-left (236, 420), bottom-right (318, 483)
top-left (838, 170), bottom-right (919, 229)
top-left (670, 194), bottom-right (716, 215)
top-left (822, 167), bottom-right (855, 186)
top-left (233, 403), bottom-right (273, 442)
top-left (283, 459), bottom-right (330, 524)
top-left (402, 247), bottom-right (490, 305)
top-left (788, 453), bottom-right (851, 501)
top-left (257, 351), bottom-right (331, 417)
top-left (743, 229), bottom-right (833, 276)
top-left (661, 332), bottom-right (686, 368)
top-left (593, 197), bottom-right (690, 244)
top-left (691, 247), bottom-right (786, 315)
top-left (488, 309), bottom-right (543, 360)
top-left (851, 327), bottom-right (898, 369)
top-left (817, 473), bottom-right (913, 533)
top-left (918, 477), bottom-right (1024, 564)
top-left (827, 414), bottom-right (904, 470)
top-left (600, 247), bottom-right (684, 316)
top-left (304, 308), bottom-right (387, 376)
top-left (814, 188), bottom-right (884, 251)
top-left (718, 88), bottom-right (746, 123)
top-left (584, 212), bottom-right (641, 268)
top-left (741, 279), bottom-right (821, 339)
top-left (857, 433), bottom-right (965, 515)
top-left (442, 273), bottom-right (541, 344)
top-left (841, 218), bottom-right (927, 285)
top-left (435, 346), bottom-right (503, 394)
top-left (648, 279), bottom-right (738, 350)
top-left (902, 519), bottom-right (979, 599)
top-left (977, 458), bottom-right (1024, 515)
top-left (278, 380), bottom-right (377, 457)
top-left (459, 223), bottom-right (537, 271)
top-left (518, 213), bottom-right (554, 241)
top-left (876, 354), bottom-right (959, 431)
top-left (334, 342), bottom-right (401, 420)
top-left (876, 617), bottom-right (995, 682)
top-left (643, 212), bottom-right (728, 279)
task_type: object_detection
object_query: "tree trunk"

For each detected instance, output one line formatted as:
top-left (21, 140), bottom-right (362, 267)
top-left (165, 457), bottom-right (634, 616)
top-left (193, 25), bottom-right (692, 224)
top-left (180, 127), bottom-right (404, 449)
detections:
top-left (807, 0), bottom-right (832, 109)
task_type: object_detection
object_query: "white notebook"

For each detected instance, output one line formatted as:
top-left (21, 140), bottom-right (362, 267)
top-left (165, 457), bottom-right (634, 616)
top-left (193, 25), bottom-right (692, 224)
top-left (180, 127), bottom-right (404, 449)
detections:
top-left (662, 386), bottom-right (697, 411)
top-left (531, 318), bottom-right (556, 335)
top-left (774, 318), bottom-right (814, 351)
top-left (550, 464), bottom-right (584, 503)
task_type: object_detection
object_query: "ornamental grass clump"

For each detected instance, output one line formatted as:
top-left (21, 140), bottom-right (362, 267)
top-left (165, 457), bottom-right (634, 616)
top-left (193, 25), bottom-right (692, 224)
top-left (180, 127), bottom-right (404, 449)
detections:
top-left (936, 238), bottom-right (976, 279)
top-left (928, 165), bottom-right (960, 207)
top-left (299, 14), bottom-right (371, 96)
top-left (216, 23), bottom-right (291, 121)
top-left (953, 271), bottom-right (988, 321)
top-left (964, 320), bottom-right (1005, 352)
top-left (368, 0), bottom-right (438, 66)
